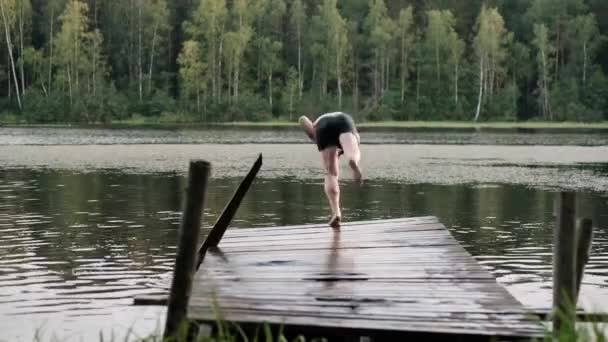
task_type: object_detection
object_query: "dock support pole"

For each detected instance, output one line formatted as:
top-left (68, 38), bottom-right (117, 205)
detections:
top-left (575, 218), bottom-right (593, 303)
top-left (553, 192), bottom-right (576, 336)
top-left (164, 160), bottom-right (211, 340)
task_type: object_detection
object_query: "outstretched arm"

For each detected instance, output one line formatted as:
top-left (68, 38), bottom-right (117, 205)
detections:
top-left (299, 116), bottom-right (316, 142)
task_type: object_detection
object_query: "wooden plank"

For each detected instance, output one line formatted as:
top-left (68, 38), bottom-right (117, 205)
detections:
top-left (189, 302), bottom-right (537, 322)
top-left (189, 308), bottom-right (543, 338)
top-left (218, 233), bottom-right (458, 249)
top-left (215, 242), bottom-right (466, 254)
top-left (200, 254), bottom-right (481, 266)
top-left (220, 224), bottom-right (450, 243)
top-left (190, 279), bottom-right (519, 294)
top-left (221, 217), bottom-right (440, 238)
top-left (213, 247), bottom-right (474, 258)
top-left (189, 296), bottom-right (532, 313)
top-left (196, 255), bottom-right (493, 279)
top-left (132, 295), bottom-right (608, 324)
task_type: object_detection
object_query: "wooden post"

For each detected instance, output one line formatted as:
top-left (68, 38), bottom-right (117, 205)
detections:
top-left (164, 160), bottom-right (211, 340)
top-left (197, 154), bottom-right (262, 267)
top-left (575, 218), bottom-right (593, 303)
top-left (553, 192), bottom-right (576, 336)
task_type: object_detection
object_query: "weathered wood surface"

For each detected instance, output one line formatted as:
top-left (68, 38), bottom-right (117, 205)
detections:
top-left (186, 217), bottom-right (544, 339)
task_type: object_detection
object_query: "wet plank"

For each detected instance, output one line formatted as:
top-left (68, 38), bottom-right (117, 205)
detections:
top-left (186, 217), bottom-right (544, 339)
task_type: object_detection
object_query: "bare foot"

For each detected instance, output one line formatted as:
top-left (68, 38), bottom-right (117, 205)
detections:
top-left (329, 214), bottom-right (341, 229)
top-left (349, 159), bottom-right (363, 184)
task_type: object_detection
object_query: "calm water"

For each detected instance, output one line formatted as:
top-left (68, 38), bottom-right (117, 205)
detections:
top-left (0, 127), bottom-right (607, 341)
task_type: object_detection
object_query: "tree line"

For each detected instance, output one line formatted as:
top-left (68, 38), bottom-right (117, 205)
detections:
top-left (0, 0), bottom-right (606, 123)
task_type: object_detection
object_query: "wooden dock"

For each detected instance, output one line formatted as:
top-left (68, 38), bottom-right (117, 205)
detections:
top-left (180, 216), bottom-right (543, 340)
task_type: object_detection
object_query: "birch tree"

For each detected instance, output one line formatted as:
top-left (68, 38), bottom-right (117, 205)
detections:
top-left (321, 0), bottom-right (348, 108)
top-left (0, 0), bottom-right (21, 109)
top-left (425, 10), bottom-right (455, 94)
top-left (397, 6), bottom-right (414, 103)
top-left (185, 0), bottom-right (227, 101)
top-left (43, 0), bottom-right (67, 95)
top-left (257, 36), bottom-right (282, 107)
top-left (533, 23), bottom-right (553, 120)
top-left (54, 0), bottom-right (107, 110)
top-left (446, 30), bottom-right (464, 105)
top-left (473, 6), bottom-right (508, 121)
top-left (364, 0), bottom-right (394, 103)
top-left (146, 0), bottom-right (169, 95)
top-left (178, 40), bottom-right (205, 114)
top-left (224, 0), bottom-right (252, 101)
top-left (567, 14), bottom-right (601, 87)
top-left (285, 67), bottom-right (297, 119)
top-left (289, 0), bottom-right (306, 99)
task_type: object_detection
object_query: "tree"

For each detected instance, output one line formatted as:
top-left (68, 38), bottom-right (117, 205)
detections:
top-left (321, 0), bottom-right (348, 108)
top-left (257, 36), bottom-right (282, 108)
top-left (426, 10), bottom-right (451, 88)
top-left (397, 6), bottom-right (414, 103)
top-left (146, 0), bottom-right (170, 95)
top-left (567, 14), bottom-right (602, 86)
top-left (224, 0), bottom-right (253, 102)
top-left (505, 41), bottom-right (531, 119)
top-left (54, 0), bottom-right (107, 111)
top-left (533, 23), bottom-right (553, 120)
top-left (41, 0), bottom-right (67, 95)
top-left (284, 66), bottom-right (297, 119)
top-left (15, 0), bottom-right (31, 97)
top-left (526, 0), bottom-right (587, 79)
top-left (21, 46), bottom-right (46, 95)
top-left (473, 6), bottom-right (509, 121)
top-left (364, 0), bottom-right (394, 104)
top-left (289, 0), bottom-right (306, 98)
top-left (308, 14), bottom-right (328, 98)
top-left (446, 30), bottom-right (464, 105)
top-left (178, 40), bottom-right (205, 114)
top-left (0, 0), bottom-right (22, 109)
top-left (185, 0), bottom-right (227, 101)
top-left (0, 0), bottom-right (606, 123)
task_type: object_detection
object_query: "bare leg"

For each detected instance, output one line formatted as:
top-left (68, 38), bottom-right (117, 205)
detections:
top-left (299, 116), bottom-right (316, 142)
top-left (321, 147), bottom-right (341, 228)
top-left (339, 133), bottom-right (362, 183)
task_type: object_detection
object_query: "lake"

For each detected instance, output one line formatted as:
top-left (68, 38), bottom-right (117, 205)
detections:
top-left (0, 126), bottom-right (607, 341)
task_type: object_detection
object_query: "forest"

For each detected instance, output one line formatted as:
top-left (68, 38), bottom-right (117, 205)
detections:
top-left (0, 0), bottom-right (606, 123)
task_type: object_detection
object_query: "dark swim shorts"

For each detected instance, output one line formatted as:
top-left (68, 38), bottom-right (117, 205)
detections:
top-left (315, 112), bottom-right (356, 151)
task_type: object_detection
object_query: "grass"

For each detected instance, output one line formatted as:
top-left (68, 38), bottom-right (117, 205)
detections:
top-left (535, 299), bottom-right (608, 342)
top-left (27, 308), bottom-right (608, 342)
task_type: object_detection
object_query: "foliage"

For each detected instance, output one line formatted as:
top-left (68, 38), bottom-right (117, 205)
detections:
top-left (0, 0), bottom-right (607, 123)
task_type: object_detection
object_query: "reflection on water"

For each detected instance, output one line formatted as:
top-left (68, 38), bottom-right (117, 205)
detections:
top-left (0, 168), bottom-right (607, 341)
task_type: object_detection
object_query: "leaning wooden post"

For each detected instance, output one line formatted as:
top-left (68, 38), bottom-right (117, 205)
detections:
top-left (164, 160), bottom-right (211, 340)
top-left (553, 192), bottom-right (577, 336)
top-left (196, 154), bottom-right (262, 268)
top-left (574, 218), bottom-right (593, 303)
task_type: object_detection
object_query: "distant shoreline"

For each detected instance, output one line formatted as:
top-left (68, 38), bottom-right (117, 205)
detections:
top-left (2, 120), bottom-right (608, 130)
